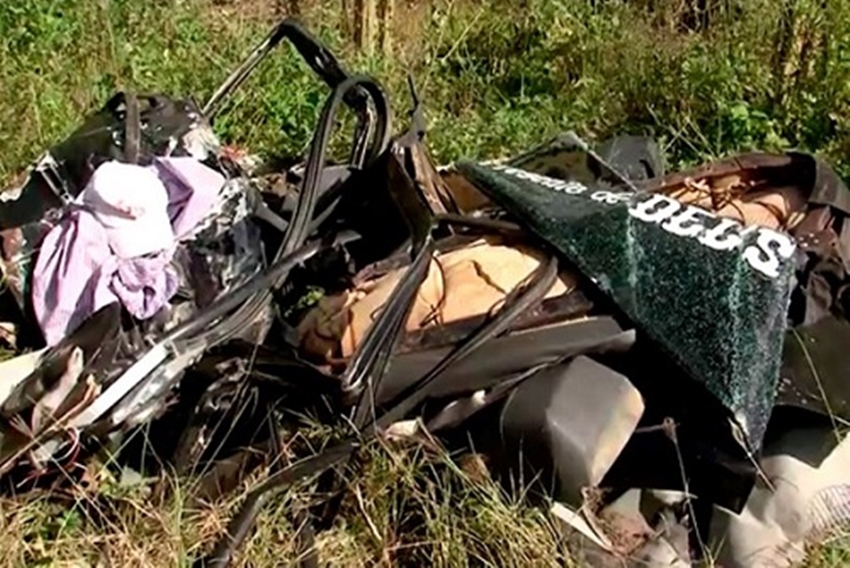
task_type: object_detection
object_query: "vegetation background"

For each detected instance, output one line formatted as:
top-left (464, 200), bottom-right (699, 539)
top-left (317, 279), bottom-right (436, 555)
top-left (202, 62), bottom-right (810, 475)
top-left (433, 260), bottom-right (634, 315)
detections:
top-left (0, 0), bottom-right (849, 565)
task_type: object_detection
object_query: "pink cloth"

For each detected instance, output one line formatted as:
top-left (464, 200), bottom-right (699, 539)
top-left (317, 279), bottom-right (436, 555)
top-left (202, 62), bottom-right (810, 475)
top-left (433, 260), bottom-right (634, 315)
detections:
top-left (154, 157), bottom-right (223, 238)
top-left (32, 209), bottom-right (178, 345)
top-left (32, 159), bottom-right (224, 346)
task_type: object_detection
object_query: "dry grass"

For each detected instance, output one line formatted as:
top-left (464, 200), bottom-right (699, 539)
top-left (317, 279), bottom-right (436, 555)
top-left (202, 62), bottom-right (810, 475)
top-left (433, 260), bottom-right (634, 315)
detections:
top-left (0, 438), bottom-right (572, 567)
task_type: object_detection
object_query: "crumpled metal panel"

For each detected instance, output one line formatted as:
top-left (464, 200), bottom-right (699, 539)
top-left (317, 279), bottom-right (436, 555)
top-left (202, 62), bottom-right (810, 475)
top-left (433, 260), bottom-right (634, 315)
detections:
top-left (182, 177), bottom-right (265, 309)
top-left (456, 140), bottom-right (797, 448)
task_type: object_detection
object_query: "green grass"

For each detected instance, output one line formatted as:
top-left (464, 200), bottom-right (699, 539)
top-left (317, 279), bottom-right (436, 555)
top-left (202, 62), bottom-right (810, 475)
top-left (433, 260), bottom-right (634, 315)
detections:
top-left (3, 0), bottom-right (850, 179)
top-left (2, 0), bottom-right (850, 565)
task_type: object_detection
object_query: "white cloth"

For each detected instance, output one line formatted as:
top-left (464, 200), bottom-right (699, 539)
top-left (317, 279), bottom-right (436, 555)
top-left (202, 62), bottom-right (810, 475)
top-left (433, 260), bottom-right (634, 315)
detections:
top-left (77, 161), bottom-right (175, 259)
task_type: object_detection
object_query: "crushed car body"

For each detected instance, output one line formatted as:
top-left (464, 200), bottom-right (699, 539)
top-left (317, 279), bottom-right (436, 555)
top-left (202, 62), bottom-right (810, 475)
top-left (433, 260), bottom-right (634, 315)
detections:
top-left (0, 17), bottom-right (848, 568)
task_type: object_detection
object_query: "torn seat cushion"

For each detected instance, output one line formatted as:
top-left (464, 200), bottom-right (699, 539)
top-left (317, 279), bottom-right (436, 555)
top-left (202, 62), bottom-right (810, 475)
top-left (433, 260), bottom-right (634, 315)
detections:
top-left (297, 236), bottom-right (576, 361)
top-left (643, 154), bottom-right (811, 231)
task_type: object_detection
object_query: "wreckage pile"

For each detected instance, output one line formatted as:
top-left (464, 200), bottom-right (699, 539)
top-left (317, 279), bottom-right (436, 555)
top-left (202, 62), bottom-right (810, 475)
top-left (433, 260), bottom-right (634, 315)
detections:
top-left (0, 17), bottom-right (849, 568)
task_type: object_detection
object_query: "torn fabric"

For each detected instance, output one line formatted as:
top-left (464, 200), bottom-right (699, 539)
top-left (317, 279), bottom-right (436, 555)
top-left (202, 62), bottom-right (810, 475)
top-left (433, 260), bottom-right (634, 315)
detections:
top-left (31, 160), bottom-right (222, 345)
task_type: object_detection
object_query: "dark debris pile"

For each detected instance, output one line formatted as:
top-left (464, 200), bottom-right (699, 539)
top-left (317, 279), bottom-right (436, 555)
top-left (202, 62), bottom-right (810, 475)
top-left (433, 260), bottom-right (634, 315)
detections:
top-left (0, 18), bottom-right (848, 568)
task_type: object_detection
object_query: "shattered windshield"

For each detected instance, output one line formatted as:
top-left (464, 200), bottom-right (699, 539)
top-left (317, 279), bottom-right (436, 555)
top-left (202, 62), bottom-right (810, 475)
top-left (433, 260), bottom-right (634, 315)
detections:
top-left (456, 152), bottom-right (797, 448)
